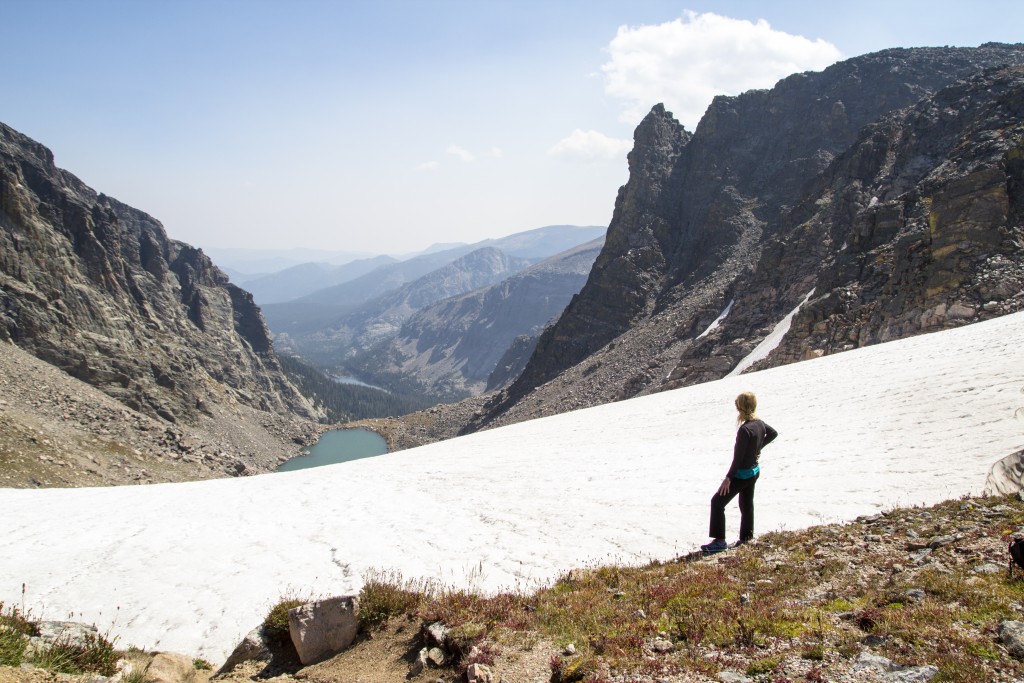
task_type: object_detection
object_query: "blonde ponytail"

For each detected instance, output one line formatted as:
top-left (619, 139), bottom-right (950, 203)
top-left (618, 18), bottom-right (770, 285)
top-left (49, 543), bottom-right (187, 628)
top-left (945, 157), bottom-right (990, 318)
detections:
top-left (735, 391), bottom-right (758, 424)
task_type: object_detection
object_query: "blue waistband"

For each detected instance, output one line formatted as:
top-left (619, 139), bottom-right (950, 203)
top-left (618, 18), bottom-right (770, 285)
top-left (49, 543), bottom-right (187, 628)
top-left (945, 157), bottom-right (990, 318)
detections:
top-left (733, 465), bottom-right (760, 480)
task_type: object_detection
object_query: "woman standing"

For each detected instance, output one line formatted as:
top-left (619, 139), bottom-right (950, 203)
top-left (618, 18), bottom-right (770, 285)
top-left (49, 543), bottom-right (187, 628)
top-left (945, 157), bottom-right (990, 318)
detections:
top-left (701, 392), bottom-right (778, 553)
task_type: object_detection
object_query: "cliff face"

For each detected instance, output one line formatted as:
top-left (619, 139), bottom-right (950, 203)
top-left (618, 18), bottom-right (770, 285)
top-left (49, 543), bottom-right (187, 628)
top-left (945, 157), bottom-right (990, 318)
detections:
top-left (468, 44), bottom-right (1024, 431)
top-left (0, 122), bottom-right (316, 426)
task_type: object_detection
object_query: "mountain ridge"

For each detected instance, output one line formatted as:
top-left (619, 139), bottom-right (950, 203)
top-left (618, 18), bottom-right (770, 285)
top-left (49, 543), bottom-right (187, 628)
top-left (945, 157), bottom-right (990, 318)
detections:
top-left (0, 121), bottom-right (321, 483)
top-left (462, 44), bottom-right (1024, 434)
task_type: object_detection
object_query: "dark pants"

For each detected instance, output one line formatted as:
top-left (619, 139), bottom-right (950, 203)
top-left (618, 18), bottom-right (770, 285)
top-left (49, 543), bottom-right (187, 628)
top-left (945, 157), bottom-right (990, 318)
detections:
top-left (709, 474), bottom-right (758, 541)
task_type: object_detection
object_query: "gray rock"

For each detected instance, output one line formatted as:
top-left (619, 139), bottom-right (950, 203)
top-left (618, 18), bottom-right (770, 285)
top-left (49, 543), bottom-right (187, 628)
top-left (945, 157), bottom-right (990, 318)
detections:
top-left (973, 563), bottom-right (1003, 575)
top-left (1000, 620), bottom-right (1024, 658)
top-left (856, 651), bottom-right (939, 681)
top-left (427, 646), bottom-right (446, 666)
top-left (717, 672), bottom-right (750, 683)
top-left (466, 662), bottom-right (494, 683)
top-left (145, 652), bottom-right (198, 683)
top-left (905, 589), bottom-right (926, 602)
top-left (887, 665), bottom-right (939, 682)
top-left (987, 451), bottom-right (1024, 495)
top-left (855, 651), bottom-right (900, 672)
top-left (409, 648), bottom-right (428, 677)
top-left (909, 549), bottom-right (932, 564)
top-left (216, 625), bottom-right (271, 675)
top-left (288, 595), bottom-right (360, 665)
top-left (29, 621), bottom-right (99, 651)
top-left (648, 637), bottom-right (674, 653)
top-left (928, 535), bottom-right (957, 549)
top-left (425, 621), bottom-right (450, 647)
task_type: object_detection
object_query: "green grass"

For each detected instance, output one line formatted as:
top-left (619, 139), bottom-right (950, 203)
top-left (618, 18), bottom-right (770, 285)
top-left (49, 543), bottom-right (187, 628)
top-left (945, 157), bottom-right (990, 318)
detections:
top-left (0, 602), bottom-right (35, 667)
top-left (30, 630), bottom-right (119, 676)
top-left (263, 597), bottom-right (306, 641)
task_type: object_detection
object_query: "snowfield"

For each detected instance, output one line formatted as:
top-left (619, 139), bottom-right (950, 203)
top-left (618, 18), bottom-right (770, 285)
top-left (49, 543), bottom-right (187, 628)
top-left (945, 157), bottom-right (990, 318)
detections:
top-left (2, 311), bottom-right (1023, 662)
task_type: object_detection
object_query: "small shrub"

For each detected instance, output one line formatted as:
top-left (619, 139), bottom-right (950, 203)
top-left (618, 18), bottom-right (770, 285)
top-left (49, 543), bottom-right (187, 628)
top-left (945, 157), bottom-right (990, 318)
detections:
top-left (263, 598), bottom-right (305, 641)
top-left (33, 631), bottom-right (119, 676)
top-left (192, 656), bottom-right (213, 670)
top-left (463, 639), bottom-right (500, 667)
top-left (119, 663), bottom-right (149, 683)
top-left (551, 654), bottom-right (603, 683)
top-left (822, 598), bottom-right (855, 612)
top-left (0, 602), bottom-right (36, 667)
top-left (447, 621), bottom-right (486, 661)
top-left (746, 656), bottom-right (781, 675)
top-left (801, 644), bottom-right (826, 660)
top-left (358, 569), bottom-right (427, 630)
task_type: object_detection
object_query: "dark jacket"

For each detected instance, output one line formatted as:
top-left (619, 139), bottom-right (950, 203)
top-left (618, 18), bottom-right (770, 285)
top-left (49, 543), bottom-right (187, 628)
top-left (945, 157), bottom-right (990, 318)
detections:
top-left (727, 419), bottom-right (778, 479)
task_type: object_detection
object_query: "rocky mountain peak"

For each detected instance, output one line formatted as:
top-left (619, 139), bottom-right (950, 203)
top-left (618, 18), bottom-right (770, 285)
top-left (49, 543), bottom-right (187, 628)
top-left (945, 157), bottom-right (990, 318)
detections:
top-left (464, 43), bottom-right (1024, 433)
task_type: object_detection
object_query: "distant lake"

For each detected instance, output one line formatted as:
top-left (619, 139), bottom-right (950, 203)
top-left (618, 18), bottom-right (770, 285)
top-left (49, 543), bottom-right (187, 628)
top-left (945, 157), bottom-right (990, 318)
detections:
top-left (332, 375), bottom-right (388, 393)
top-left (277, 428), bottom-right (388, 472)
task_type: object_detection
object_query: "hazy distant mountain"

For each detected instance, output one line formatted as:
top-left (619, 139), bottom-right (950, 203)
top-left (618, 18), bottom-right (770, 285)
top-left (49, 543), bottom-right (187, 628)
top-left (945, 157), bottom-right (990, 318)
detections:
top-left (274, 247), bottom-right (535, 369)
top-left (203, 247), bottom-right (376, 276)
top-left (474, 224), bottom-right (606, 258)
top-left (244, 255), bottom-right (398, 305)
top-left (347, 237), bottom-right (605, 399)
top-left (261, 225), bottom-right (605, 327)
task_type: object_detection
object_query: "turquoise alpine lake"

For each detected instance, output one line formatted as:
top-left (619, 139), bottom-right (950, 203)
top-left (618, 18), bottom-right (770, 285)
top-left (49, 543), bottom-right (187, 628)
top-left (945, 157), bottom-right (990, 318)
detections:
top-left (277, 428), bottom-right (388, 472)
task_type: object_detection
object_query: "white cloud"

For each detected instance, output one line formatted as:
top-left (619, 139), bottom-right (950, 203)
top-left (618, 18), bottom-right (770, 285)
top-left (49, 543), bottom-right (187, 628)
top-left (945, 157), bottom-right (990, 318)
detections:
top-left (490, 147), bottom-right (503, 159)
top-left (445, 144), bottom-right (476, 162)
top-left (547, 129), bottom-right (632, 164)
top-left (602, 11), bottom-right (843, 129)
top-left (415, 160), bottom-right (440, 172)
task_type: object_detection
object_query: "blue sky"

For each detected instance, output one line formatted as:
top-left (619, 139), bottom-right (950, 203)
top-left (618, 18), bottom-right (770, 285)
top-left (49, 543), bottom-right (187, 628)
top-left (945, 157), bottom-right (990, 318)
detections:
top-left (4, 1), bottom-right (1023, 255)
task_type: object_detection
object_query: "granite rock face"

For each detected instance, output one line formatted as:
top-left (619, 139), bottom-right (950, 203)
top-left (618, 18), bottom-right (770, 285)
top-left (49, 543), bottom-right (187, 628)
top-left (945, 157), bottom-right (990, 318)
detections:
top-left (468, 45), bottom-right (1024, 432)
top-left (0, 122), bottom-right (317, 427)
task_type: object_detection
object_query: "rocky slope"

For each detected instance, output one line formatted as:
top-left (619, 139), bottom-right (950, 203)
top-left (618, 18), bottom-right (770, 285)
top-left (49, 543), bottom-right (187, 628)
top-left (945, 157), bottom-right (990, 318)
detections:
top-left (0, 338), bottom-right (320, 487)
top-left (464, 44), bottom-right (1024, 433)
top-left (347, 237), bottom-right (604, 399)
top-left (0, 122), bottom-right (320, 485)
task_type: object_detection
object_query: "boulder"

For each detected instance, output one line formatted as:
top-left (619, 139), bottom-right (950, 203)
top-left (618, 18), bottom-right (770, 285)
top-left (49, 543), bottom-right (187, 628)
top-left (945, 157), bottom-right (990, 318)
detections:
top-left (984, 449), bottom-right (1024, 496)
top-left (999, 620), bottom-right (1024, 658)
top-left (215, 625), bottom-right (272, 675)
top-left (465, 662), bottom-right (493, 683)
top-left (288, 595), bottom-right (360, 665)
top-left (28, 620), bottom-right (100, 653)
top-left (145, 652), bottom-right (202, 683)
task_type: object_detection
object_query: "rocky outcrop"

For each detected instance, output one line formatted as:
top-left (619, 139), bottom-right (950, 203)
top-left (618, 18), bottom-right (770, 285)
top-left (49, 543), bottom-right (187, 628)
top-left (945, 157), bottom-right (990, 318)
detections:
top-left (466, 44), bottom-right (1024, 432)
top-left (347, 237), bottom-right (603, 399)
top-left (287, 596), bottom-right (360, 666)
top-left (0, 122), bottom-right (320, 483)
